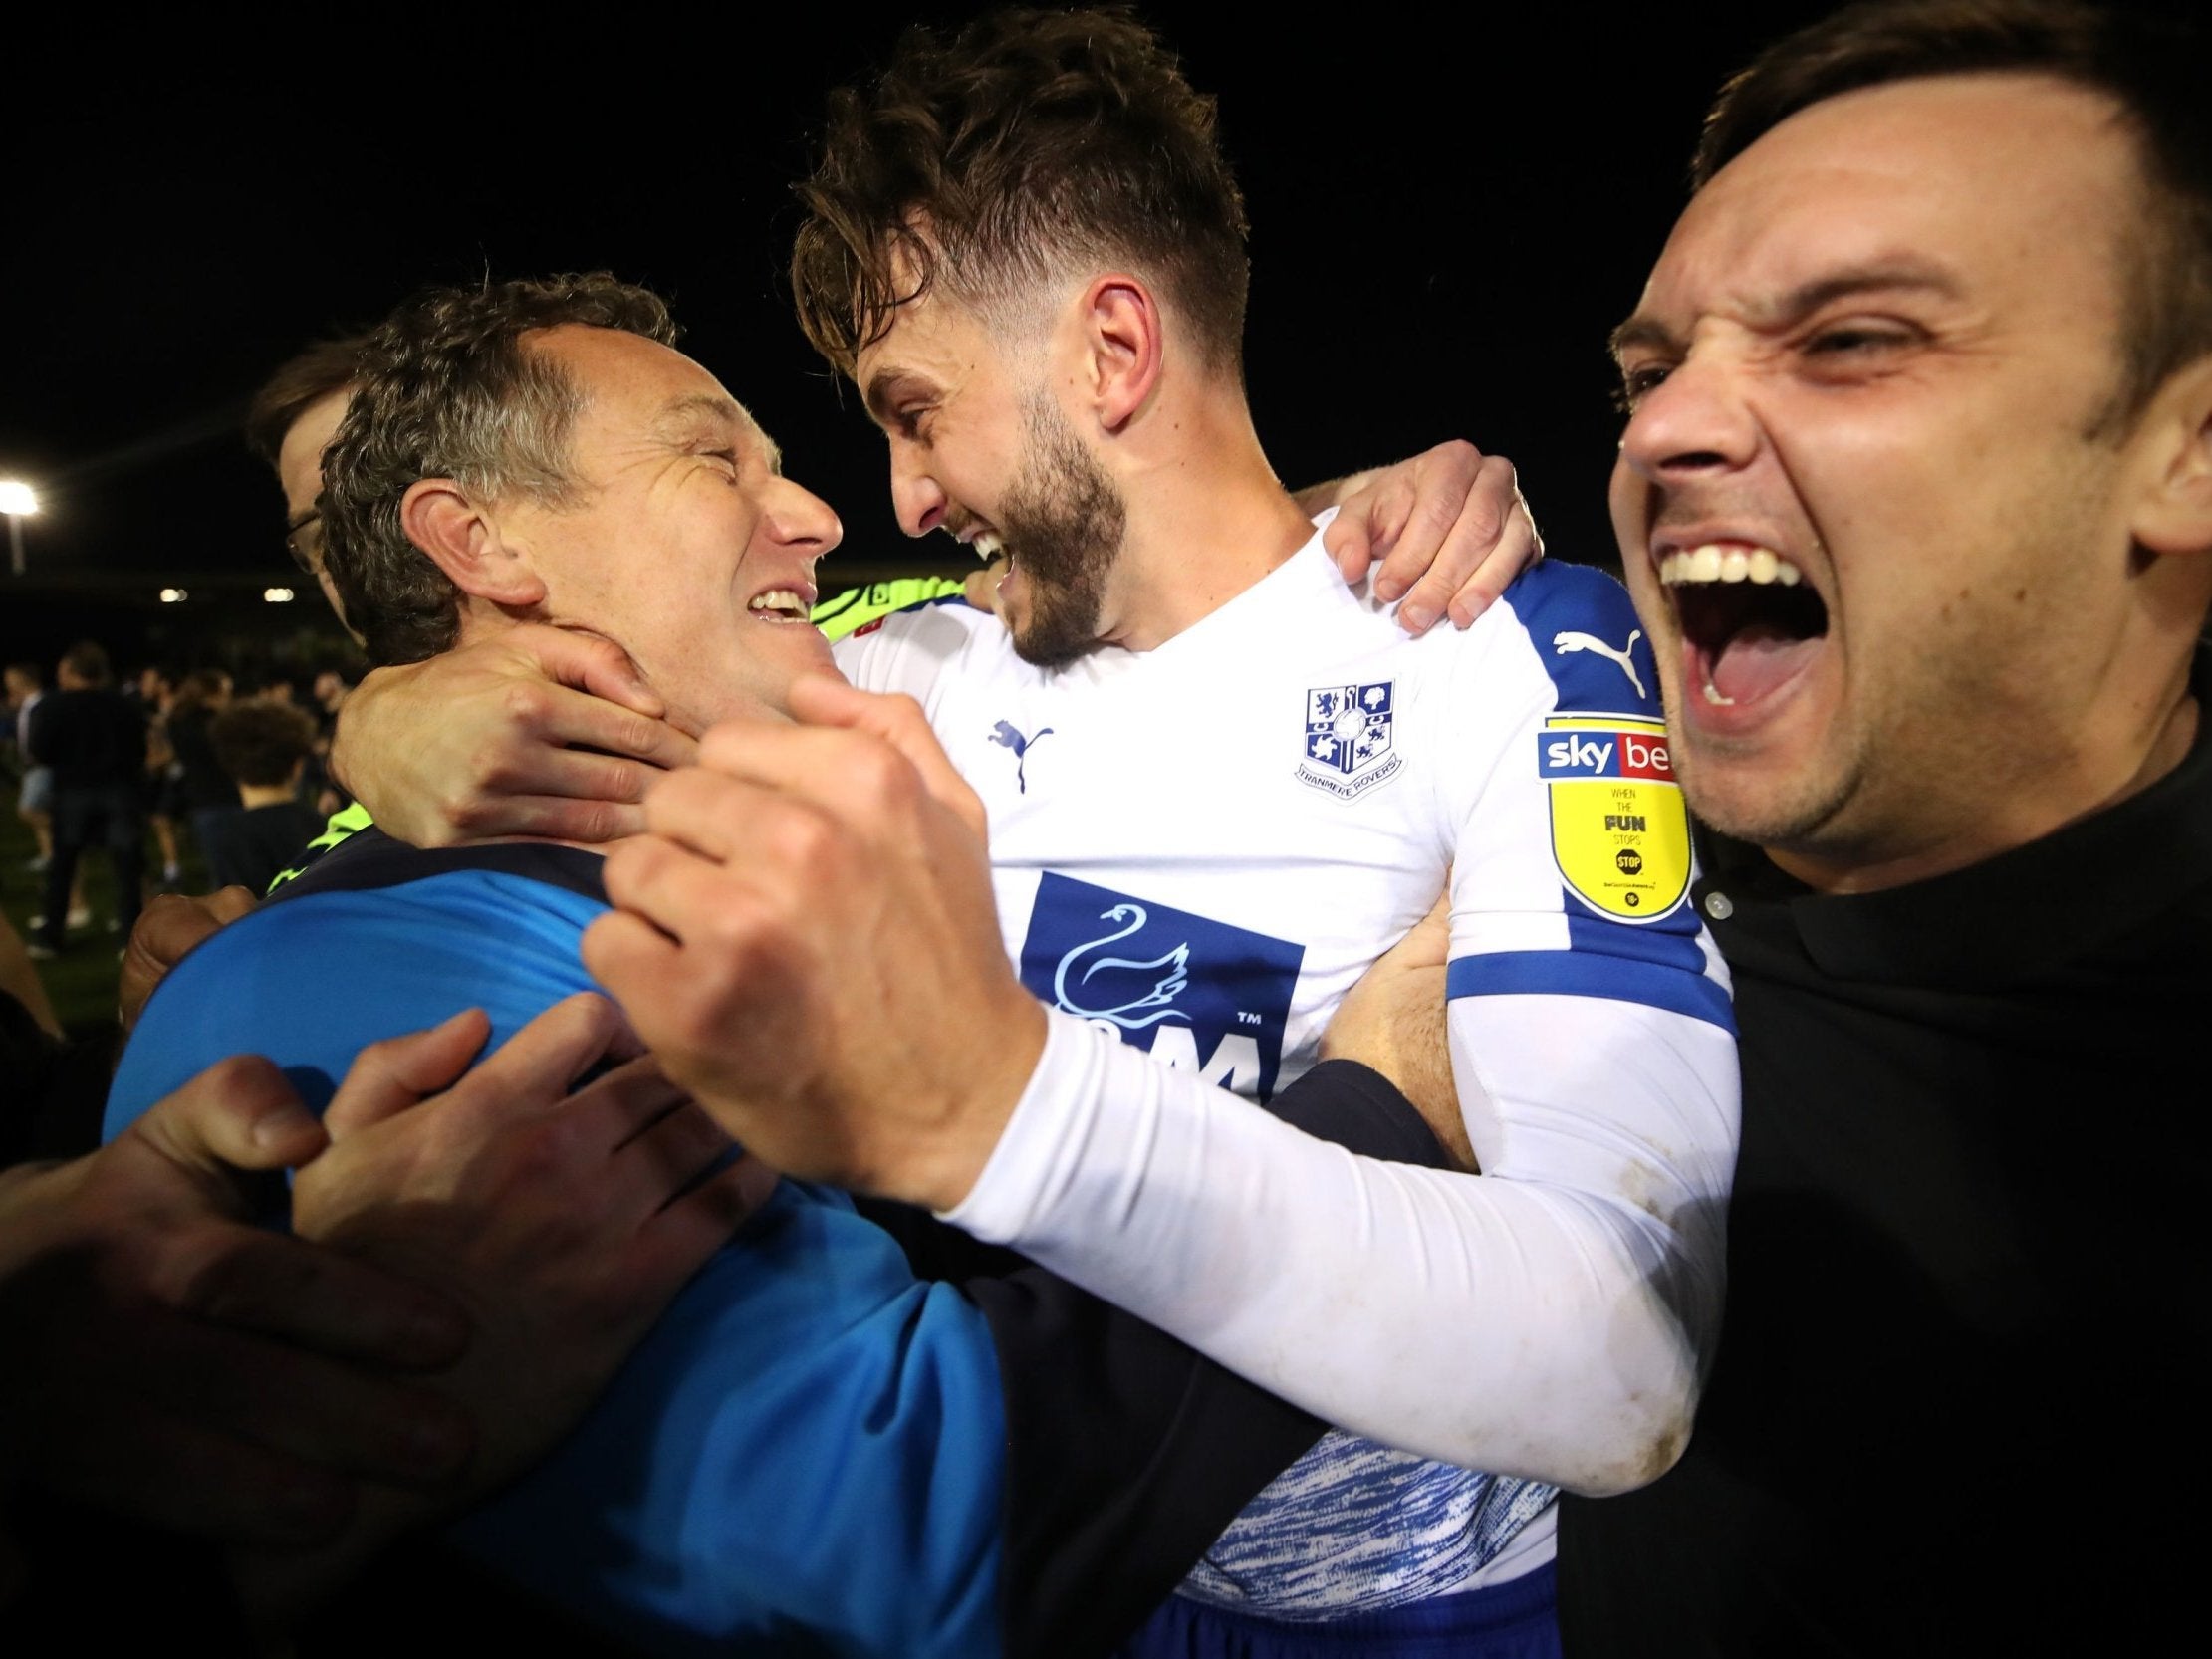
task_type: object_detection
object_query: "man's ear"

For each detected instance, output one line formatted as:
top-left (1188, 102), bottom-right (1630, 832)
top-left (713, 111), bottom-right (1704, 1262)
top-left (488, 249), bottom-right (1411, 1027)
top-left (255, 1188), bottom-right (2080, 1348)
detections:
top-left (2130, 355), bottom-right (2212, 559)
top-left (399, 479), bottom-right (548, 607)
top-left (1078, 274), bottom-right (1164, 435)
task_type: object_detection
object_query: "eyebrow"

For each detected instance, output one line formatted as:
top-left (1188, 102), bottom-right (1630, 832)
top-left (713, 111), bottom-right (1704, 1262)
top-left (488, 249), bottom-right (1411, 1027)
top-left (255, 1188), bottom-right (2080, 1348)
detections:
top-left (654, 391), bottom-right (784, 473)
top-left (860, 368), bottom-right (929, 431)
top-left (655, 391), bottom-right (746, 432)
top-left (1608, 259), bottom-right (1967, 362)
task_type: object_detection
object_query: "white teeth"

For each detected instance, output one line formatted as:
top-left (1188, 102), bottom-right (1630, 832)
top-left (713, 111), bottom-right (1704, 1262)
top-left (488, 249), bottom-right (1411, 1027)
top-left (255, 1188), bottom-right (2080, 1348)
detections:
top-left (748, 590), bottom-right (808, 617)
top-left (1701, 676), bottom-right (1737, 707)
top-left (1658, 542), bottom-right (1803, 589)
top-left (971, 531), bottom-right (1003, 562)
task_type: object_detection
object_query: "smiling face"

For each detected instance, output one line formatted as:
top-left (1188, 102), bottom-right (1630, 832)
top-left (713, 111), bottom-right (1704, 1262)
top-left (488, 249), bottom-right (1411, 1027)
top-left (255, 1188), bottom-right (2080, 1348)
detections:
top-left (1610, 73), bottom-right (2169, 876)
top-left (855, 282), bottom-right (1130, 666)
top-left (494, 325), bottom-right (841, 731)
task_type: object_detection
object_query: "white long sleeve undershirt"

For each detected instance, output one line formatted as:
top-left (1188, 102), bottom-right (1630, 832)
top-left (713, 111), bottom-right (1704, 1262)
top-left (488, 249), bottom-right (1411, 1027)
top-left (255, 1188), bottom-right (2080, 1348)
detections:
top-left (945, 993), bottom-right (1739, 1497)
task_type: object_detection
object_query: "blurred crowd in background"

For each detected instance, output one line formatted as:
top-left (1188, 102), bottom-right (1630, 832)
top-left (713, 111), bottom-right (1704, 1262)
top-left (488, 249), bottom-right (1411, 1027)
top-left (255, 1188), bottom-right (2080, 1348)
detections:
top-left (3, 645), bottom-right (351, 1015)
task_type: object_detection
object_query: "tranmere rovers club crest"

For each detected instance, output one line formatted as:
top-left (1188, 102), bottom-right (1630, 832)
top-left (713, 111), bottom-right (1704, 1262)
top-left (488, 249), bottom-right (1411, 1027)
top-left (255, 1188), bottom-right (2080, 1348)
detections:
top-left (1297, 680), bottom-right (1403, 800)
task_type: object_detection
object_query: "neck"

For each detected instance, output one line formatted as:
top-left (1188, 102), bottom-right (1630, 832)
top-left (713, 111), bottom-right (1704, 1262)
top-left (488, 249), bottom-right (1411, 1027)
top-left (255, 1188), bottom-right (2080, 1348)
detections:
top-left (239, 781), bottom-right (301, 810)
top-left (1099, 383), bottom-right (1315, 651)
top-left (1773, 659), bottom-right (2201, 896)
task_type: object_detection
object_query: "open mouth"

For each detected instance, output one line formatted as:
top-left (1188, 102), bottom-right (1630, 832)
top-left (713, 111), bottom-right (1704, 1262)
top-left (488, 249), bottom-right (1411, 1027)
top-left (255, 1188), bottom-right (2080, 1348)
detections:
top-left (1660, 542), bottom-right (1830, 709)
top-left (747, 585), bottom-right (817, 624)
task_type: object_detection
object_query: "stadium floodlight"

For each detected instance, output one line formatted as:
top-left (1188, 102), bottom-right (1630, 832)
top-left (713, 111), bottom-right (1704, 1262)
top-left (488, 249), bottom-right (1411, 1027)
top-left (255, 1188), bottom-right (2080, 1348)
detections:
top-left (264, 587), bottom-right (295, 603)
top-left (159, 588), bottom-right (188, 604)
top-left (1, 479), bottom-right (37, 577)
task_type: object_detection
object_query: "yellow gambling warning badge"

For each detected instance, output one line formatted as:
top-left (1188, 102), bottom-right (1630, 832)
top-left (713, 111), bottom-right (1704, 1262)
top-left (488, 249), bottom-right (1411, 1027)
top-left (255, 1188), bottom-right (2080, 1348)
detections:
top-left (1534, 716), bottom-right (1691, 920)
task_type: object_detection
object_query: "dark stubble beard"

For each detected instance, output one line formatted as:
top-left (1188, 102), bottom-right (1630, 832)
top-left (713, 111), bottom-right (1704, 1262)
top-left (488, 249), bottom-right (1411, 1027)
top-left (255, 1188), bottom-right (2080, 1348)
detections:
top-left (1001, 392), bottom-right (1127, 668)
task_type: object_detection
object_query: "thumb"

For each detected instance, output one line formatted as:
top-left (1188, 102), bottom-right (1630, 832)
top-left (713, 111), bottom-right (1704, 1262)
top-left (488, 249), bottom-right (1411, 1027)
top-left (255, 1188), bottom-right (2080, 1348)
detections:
top-left (127, 1054), bottom-right (326, 1176)
top-left (510, 623), bottom-right (666, 719)
top-left (323, 1008), bottom-right (493, 1139)
top-left (786, 674), bottom-right (989, 842)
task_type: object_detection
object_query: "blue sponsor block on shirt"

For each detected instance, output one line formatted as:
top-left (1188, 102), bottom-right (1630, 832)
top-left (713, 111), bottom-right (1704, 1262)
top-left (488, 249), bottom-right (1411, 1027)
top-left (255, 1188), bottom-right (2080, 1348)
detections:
top-left (1019, 871), bottom-right (1305, 1102)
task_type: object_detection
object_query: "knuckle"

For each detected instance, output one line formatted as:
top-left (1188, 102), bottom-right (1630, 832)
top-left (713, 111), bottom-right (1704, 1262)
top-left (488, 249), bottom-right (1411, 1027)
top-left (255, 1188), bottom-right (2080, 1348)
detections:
top-left (195, 1052), bottom-right (272, 1100)
top-left (1437, 437), bottom-right (1483, 478)
top-left (768, 804), bottom-right (840, 869)
top-left (1457, 495), bottom-right (1507, 547)
top-left (497, 681), bottom-right (553, 730)
top-left (149, 1228), bottom-right (254, 1314)
top-left (573, 801), bottom-right (627, 845)
top-left (610, 713), bottom-right (658, 763)
top-left (600, 757), bottom-right (646, 802)
top-left (445, 792), bottom-right (499, 836)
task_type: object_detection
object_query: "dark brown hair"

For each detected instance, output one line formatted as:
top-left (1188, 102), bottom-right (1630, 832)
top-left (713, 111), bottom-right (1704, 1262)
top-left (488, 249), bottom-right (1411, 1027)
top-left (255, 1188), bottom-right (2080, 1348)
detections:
top-left (1696, 0), bottom-right (2211, 422)
top-left (170, 669), bottom-right (230, 717)
top-left (244, 335), bottom-right (369, 469)
top-left (209, 701), bottom-right (317, 788)
top-left (320, 274), bottom-right (679, 667)
top-left (792, 5), bottom-right (1250, 378)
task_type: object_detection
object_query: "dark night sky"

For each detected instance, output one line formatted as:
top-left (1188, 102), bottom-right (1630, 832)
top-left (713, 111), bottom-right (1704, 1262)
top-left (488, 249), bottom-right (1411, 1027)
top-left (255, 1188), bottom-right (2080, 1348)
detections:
top-left (0, 2), bottom-right (1843, 655)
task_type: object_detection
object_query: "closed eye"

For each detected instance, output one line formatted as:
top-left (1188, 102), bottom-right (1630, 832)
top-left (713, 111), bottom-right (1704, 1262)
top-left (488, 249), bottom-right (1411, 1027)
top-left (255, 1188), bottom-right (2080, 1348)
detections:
top-left (1611, 361), bottom-right (1673, 414)
top-left (1804, 324), bottom-right (1913, 356)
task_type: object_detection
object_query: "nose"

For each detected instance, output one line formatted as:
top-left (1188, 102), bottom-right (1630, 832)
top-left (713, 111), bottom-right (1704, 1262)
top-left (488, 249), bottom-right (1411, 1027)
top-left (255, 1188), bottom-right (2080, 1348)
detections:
top-left (888, 439), bottom-right (947, 539)
top-left (1617, 348), bottom-right (1761, 486)
top-left (763, 476), bottom-right (844, 563)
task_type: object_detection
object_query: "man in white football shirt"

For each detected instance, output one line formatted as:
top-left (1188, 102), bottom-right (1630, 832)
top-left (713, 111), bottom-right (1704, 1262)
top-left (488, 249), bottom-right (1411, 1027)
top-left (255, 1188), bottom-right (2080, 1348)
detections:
top-left (578, 11), bottom-right (1739, 1655)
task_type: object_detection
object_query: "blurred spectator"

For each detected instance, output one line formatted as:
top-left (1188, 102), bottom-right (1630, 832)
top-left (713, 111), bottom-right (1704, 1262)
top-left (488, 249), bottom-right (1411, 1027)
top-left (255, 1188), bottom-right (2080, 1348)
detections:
top-left (312, 670), bottom-right (351, 731)
top-left (26, 643), bottom-right (147, 959)
top-left (163, 670), bottom-right (242, 887)
top-left (123, 666), bottom-right (169, 712)
top-left (7, 663), bottom-right (91, 930)
top-left (8, 663), bottom-right (55, 868)
top-left (131, 669), bottom-right (184, 888)
top-left (204, 703), bottom-right (321, 896)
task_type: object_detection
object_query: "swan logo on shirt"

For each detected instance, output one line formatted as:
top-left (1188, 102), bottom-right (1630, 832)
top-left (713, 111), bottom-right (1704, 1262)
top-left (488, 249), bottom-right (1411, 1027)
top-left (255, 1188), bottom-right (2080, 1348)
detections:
top-left (1297, 680), bottom-right (1403, 800)
top-left (1020, 871), bottom-right (1305, 1101)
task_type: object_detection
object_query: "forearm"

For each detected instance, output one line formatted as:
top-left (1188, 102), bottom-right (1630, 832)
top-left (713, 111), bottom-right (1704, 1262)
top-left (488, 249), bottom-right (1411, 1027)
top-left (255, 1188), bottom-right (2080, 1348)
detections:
top-left (953, 1058), bottom-right (1454, 1659)
top-left (945, 1009), bottom-right (1735, 1496)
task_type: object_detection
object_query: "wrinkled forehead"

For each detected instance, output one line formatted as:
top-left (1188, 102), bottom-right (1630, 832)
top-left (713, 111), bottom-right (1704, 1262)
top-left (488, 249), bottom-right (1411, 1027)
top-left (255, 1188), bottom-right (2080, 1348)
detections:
top-left (1641, 73), bottom-right (2138, 325)
top-left (536, 324), bottom-right (780, 470)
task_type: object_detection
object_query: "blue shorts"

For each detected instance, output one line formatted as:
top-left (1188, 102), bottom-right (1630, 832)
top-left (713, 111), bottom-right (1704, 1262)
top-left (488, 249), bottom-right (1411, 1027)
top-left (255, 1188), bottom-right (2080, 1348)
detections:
top-left (19, 765), bottom-right (53, 815)
top-left (1118, 1564), bottom-right (1559, 1659)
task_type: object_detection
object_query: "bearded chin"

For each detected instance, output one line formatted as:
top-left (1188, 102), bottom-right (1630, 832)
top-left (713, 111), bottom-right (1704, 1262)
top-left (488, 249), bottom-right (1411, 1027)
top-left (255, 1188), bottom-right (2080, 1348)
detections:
top-left (1002, 395), bottom-right (1127, 669)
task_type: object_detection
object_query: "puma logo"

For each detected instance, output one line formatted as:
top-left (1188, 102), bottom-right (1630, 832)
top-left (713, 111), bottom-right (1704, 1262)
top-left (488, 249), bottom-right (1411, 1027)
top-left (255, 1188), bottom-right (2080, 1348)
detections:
top-left (1553, 629), bottom-right (1646, 699)
top-left (988, 720), bottom-right (1055, 794)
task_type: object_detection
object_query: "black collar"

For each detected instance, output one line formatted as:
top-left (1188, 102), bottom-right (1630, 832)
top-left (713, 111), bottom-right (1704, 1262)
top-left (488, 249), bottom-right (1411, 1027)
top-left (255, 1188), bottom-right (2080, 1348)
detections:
top-left (265, 827), bottom-right (609, 908)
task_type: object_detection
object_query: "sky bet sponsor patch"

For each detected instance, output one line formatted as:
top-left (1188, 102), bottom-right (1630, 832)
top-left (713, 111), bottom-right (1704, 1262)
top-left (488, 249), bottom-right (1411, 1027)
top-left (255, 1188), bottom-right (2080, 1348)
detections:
top-left (1019, 871), bottom-right (1305, 1101)
top-left (1535, 716), bottom-right (1691, 921)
